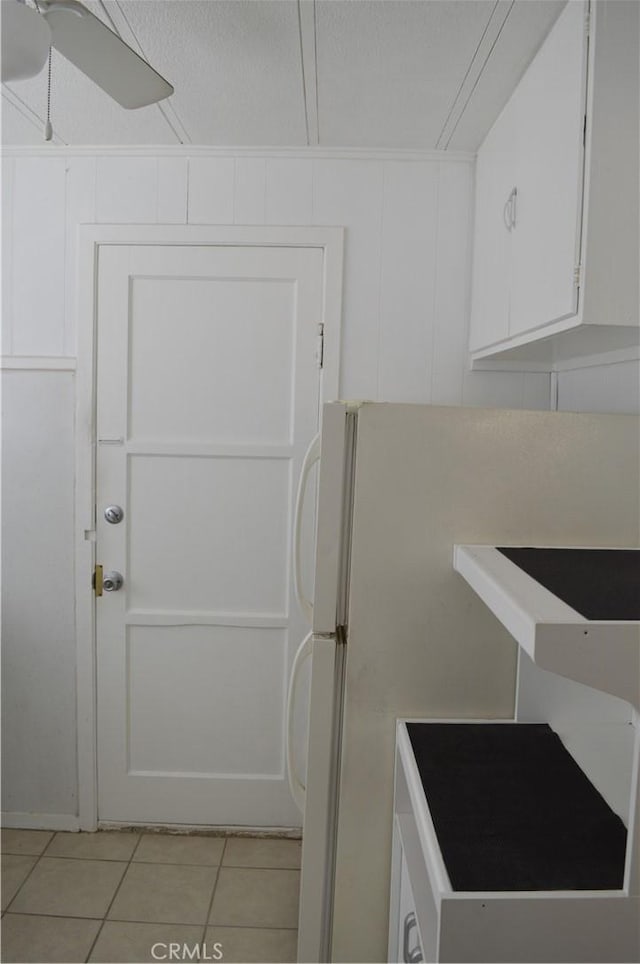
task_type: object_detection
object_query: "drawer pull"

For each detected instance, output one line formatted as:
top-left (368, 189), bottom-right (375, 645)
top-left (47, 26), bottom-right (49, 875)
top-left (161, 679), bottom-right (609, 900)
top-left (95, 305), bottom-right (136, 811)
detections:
top-left (402, 911), bottom-right (423, 963)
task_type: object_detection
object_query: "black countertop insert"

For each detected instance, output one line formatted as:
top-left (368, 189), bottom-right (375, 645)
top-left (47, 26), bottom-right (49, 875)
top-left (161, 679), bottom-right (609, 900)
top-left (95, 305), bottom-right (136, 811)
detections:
top-left (496, 547), bottom-right (640, 620)
top-left (406, 722), bottom-right (627, 892)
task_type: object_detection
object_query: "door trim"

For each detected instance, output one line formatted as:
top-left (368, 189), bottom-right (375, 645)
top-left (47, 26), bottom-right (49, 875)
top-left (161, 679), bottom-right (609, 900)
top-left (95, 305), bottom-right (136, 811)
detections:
top-left (75, 223), bottom-right (344, 830)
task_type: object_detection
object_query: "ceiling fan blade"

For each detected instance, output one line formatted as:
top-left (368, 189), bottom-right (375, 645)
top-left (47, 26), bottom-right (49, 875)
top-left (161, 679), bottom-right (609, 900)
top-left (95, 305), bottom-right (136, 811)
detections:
top-left (1, 0), bottom-right (52, 83)
top-left (43, 0), bottom-right (173, 108)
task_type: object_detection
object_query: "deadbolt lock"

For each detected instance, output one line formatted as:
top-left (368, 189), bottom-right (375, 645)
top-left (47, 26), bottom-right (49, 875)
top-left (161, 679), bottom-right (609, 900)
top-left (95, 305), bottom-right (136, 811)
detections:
top-left (104, 505), bottom-right (124, 524)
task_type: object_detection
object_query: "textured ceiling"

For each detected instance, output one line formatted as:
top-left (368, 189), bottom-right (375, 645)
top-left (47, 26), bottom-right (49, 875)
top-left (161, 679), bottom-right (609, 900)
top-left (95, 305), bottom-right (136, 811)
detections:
top-left (1, 0), bottom-right (567, 149)
top-left (315, 0), bottom-right (494, 147)
top-left (126, 0), bottom-right (308, 144)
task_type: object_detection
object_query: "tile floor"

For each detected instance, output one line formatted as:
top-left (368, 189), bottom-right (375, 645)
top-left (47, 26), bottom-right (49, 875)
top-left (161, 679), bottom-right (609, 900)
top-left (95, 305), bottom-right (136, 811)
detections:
top-left (1, 829), bottom-right (301, 963)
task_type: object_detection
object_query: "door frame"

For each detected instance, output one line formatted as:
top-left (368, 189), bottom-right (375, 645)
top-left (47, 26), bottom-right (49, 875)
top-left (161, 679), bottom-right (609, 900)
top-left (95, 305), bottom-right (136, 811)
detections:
top-left (75, 223), bottom-right (343, 830)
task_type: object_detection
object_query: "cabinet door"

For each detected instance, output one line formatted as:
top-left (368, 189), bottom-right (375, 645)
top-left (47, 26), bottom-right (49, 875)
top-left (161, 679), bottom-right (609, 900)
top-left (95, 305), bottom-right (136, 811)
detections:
top-left (509, 0), bottom-right (587, 338)
top-left (469, 96), bottom-right (516, 352)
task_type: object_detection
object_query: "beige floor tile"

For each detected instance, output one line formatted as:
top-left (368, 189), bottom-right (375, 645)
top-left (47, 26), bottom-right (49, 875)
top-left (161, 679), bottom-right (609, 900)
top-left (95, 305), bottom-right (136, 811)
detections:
top-left (1, 912), bottom-right (101, 963)
top-left (1, 855), bottom-right (37, 911)
top-left (205, 926), bottom-right (297, 963)
top-left (209, 868), bottom-right (300, 929)
top-left (89, 920), bottom-right (203, 963)
top-left (133, 833), bottom-right (225, 866)
top-left (1, 829), bottom-right (54, 856)
top-left (45, 830), bottom-right (140, 861)
top-left (9, 857), bottom-right (127, 918)
top-left (223, 837), bottom-right (301, 869)
top-left (108, 862), bottom-right (217, 925)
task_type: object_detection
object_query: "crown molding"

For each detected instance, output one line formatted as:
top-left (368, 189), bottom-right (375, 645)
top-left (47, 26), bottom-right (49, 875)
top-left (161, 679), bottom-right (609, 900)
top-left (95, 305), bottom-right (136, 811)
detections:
top-left (0, 144), bottom-right (475, 163)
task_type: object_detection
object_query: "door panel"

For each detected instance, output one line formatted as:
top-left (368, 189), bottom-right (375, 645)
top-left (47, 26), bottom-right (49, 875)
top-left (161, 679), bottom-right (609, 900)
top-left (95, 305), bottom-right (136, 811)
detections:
top-left (96, 243), bottom-right (323, 826)
top-left (129, 276), bottom-right (295, 443)
top-left (128, 456), bottom-right (291, 613)
top-left (127, 626), bottom-right (286, 776)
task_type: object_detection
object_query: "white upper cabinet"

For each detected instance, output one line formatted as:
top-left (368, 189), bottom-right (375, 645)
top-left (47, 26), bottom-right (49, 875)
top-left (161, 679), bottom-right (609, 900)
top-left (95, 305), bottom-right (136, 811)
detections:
top-left (470, 1), bottom-right (640, 369)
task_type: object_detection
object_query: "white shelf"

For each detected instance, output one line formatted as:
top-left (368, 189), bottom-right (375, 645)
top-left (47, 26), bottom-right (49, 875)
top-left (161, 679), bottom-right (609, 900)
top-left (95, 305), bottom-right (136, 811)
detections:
top-left (453, 545), bottom-right (640, 710)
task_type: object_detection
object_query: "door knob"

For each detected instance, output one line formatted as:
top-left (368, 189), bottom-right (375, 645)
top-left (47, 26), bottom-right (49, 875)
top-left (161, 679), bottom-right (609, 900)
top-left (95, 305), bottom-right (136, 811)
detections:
top-left (103, 571), bottom-right (123, 592)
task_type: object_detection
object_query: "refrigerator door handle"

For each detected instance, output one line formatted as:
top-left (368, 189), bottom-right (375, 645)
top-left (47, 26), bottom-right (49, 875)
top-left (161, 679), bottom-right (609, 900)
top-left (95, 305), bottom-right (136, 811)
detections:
top-left (286, 630), bottom-right (314, 813)
top-left (293, 434), bottom-right (321, 624)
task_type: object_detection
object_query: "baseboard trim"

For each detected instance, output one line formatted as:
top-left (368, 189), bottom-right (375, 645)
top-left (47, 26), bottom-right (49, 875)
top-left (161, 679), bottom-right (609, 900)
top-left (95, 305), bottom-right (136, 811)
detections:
top-left (1, 811), bottom-right (80, 831)
top-left (98, 821), bottom-right (302, 838)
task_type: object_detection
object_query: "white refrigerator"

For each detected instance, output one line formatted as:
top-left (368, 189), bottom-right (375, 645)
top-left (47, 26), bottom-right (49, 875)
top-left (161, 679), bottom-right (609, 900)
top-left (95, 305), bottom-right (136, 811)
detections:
top-left (289, 402), bottom-right (639, 964)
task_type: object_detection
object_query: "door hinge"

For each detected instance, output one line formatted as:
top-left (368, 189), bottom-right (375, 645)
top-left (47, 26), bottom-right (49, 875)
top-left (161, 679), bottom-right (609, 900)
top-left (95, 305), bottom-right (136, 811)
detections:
top-left (573, 263), bottom-right (582, 287)
top-left (585, 7), bottom-right (591, 37)
top-left (316, 323), bottom-right (325, 369)
top-left (93, 564), bottom-right (103, 597)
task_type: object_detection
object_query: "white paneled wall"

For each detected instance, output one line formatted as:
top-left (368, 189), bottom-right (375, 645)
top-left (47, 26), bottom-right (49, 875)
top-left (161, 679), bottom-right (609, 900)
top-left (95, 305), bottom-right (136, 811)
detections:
top-left (11, 158), bottom-right (67, 356)
top-left (558, 360), bottom-right (640, 414)
top-left (1, 148), bottom-right (551, 825)
top-left (1, 370), bottom-right (78, 823)
top-left (3, 149), bottom-right (553, 403)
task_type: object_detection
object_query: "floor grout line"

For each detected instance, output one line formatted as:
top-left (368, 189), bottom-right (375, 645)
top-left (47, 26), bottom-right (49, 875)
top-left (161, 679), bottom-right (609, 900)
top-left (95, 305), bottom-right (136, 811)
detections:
top-left (199, 836), bottom-right (226, 945)
top-left (3, 911), bottom-right (103, 922)
top-left (82, 831), bottom-right (142, 962)
top-left (5, 852), bottom-right (301, 869)
top-left (3, 908), bottom-right (298, 931)
top-left (3, 844), bottom-right (51, 913)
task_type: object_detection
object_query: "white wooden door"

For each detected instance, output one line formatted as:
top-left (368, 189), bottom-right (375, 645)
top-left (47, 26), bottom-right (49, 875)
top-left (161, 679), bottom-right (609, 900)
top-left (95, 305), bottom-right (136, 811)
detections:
top-left (509, 0), bottom-right (587, 338)
top-left (95, 243), bottom-right (323, 826)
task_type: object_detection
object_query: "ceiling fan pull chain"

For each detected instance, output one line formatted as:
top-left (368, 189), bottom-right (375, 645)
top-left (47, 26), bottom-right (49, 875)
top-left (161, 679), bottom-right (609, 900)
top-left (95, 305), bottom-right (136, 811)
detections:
top-left (44, 45), bottom-right (53, 140)
top-left (31, 0), bottom-right (53, 140)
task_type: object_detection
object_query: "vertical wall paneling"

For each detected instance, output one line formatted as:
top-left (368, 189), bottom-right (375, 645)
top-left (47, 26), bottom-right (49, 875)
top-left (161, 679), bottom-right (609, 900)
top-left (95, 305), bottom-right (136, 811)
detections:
top-left (1, 370), bottom-right (77, 816)
top-left (187, 157), bottom-right (235, 224)
top-left (378, 161), bottom-right (439, 402)
top-left (233, 157), bottom-right (267, 224)
top-left (64, 157), bottom-right (97, 356)
top-left (312, 159), bottom-right (384, 400)
top-left (461, 369), bottom-right (551, 412)
top-left (11, 156), bottom-right (67, 356)
top-left (462, 369), bottom-right (529, 408)
top-left (557, 360), bottom-right (640, 414)
top-left (431, 162), bottom-right (474, 405)
top-left (95, 156), bottom-right (158, 223)
top-left (1, 156), bottom-right (14, 354)
top-left (265, 159), bottom-right (314, 225)
top-left (157, 157), bottom-right (188, 224)
top-left (522, 372), bottom-right (553, 411)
